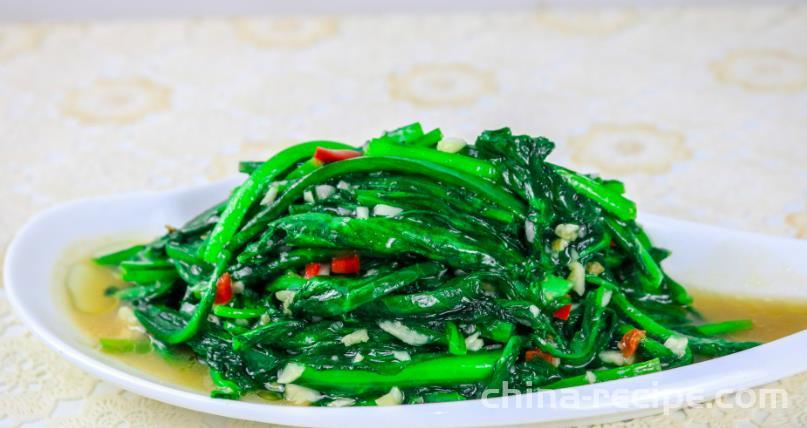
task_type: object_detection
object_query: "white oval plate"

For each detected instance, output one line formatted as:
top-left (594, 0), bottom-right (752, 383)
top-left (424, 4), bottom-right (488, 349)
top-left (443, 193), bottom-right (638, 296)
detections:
top-left (5, 177), bottom-right (807, 428)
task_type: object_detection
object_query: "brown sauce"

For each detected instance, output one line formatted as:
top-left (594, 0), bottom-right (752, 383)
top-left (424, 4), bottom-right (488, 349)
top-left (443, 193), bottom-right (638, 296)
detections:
top-left (688, 290), bottom-right (807, 343)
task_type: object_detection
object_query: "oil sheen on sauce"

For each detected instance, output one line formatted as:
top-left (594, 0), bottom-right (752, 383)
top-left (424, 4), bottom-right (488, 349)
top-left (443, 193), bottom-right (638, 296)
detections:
top-left (61, 238), bottom-right (213, 393)
top-left (61, 239), bottom-right (807, 394)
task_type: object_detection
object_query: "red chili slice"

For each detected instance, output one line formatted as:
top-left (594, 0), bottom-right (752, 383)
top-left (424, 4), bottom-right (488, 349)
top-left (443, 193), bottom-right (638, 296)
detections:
top-left (619, 329), bottom-right (646, 357)
top-left (214, 272), bottom-right (233, 305)
top-left (304, 263), bottom-right (321, 279)
top-left (313, 147), bottom-right (361, 164)
top-left (553, 304), bottom-right (572, 321)
top-left (331, 254), bottom-right (360, 274)
top-left (525, 349), bottom-right (558, 365)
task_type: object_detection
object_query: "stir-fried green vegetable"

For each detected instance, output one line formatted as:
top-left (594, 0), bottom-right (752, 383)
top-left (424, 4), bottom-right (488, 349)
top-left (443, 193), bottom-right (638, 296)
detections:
top-left (95, 124), bottom-right (759, 406)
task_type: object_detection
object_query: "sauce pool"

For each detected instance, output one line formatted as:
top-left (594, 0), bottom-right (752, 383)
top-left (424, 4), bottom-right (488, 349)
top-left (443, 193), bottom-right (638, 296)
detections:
top-left (60, 238), bottom-right (213, 393)
top-left (688, 290), bottom-right (807, 343)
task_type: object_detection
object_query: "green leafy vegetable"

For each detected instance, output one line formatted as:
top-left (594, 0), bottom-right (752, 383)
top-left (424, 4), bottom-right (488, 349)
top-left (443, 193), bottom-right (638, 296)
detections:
top-left (94, 123), bottom-right (758, 406)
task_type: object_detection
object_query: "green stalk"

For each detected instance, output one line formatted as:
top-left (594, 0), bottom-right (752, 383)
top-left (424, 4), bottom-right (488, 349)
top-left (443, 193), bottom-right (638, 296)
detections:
top-left (213, 306), bottom-right (266, 319)
top-left (605, 218), bottom-right (663, 291)
top-left (687, 320), bottom-right (754, 337)
top-left (365, 140), bottom-right (501, 182)
top-left (295, 351), bottom-right (501, 394)
top-left (292, 262), bottom-right (444, 317)
top-left (445, 322), bottom-right (467, 355)
top-left (99, 338), bottom-right (152, 353)
top-left (410, 128), bottom-right (443, 147)
top-left (485, 336), bottom-right (524, 394)
top-left (232, 156), bottom-right (527, 253)
top-left (202, 140), bottom-right (354, 264)
top-left (552, 165), bottom-right (637, 221)
top-left (135, 260), bottom-right (226, 344)
top-left (543, 358), bottom-right (661, 389)
top-left (93, 244), bottom-right (145, 266)
top-left (358, 273), bottom-right (487, 318)
top-left (116, 281), bottom-right (174, 301)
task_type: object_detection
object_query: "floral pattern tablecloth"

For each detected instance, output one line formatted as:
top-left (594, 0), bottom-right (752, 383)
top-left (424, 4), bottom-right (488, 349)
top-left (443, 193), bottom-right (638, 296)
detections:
top-left (1, 4), bottom-right (806, 427)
